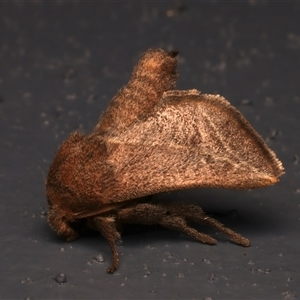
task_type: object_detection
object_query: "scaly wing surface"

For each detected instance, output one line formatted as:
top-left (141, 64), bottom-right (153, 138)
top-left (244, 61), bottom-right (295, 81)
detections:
top-left (102, 90), bottom-right (284, 204)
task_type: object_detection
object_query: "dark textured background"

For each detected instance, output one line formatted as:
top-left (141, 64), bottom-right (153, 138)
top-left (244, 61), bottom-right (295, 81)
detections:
top-left (1, 1), bottom-right (299, 299)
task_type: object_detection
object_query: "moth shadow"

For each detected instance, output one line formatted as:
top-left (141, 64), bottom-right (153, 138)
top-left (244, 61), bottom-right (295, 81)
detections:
top-left (117, 189), bottom-right (283, 244)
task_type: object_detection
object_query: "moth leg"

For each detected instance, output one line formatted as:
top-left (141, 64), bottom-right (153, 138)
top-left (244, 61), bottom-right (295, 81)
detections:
top-left (165, 204), bottom-right (251, 247)
top-left (47, 205), bottom-right (81, 242)
top-left (159, 214), bottom-right (217, 245)
top-left (117, 203), bottom-right (167, 224)
top-left (117, 203), bottom-right (217, 245)
top-left (92, 216), bottom-right (121, 273)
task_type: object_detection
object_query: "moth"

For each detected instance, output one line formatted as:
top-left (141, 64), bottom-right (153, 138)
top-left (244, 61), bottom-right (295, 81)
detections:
top-left (46, 49), bottom-right (284, 273)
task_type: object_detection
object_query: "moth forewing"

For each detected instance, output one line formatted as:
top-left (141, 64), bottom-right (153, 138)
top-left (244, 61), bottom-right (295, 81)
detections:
top-left (102, 91), bottom-right (284, 204)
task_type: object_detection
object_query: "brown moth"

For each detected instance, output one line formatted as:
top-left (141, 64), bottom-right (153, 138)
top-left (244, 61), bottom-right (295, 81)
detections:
top-left (46, 48), bottom-right (284, 273)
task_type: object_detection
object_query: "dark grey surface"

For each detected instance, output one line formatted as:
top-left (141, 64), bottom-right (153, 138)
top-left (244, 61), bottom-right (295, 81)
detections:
top-left (1, 1), bottom-right (299, 299)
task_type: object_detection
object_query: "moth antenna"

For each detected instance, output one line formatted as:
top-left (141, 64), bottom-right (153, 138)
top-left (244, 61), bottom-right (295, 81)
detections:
top-left (38, 165), bottom-right (47, 185)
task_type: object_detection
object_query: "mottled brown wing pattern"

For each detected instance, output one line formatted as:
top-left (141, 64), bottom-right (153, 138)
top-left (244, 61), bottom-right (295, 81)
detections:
top-left (101, 90), bottom-right (284, 204)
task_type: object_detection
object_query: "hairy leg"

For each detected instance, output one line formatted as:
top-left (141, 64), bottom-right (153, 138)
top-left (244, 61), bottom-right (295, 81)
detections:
top-left (91, 216), bottom-right (121, 273)
top-left (48, 205), bottom-right (81, 242)
top-left (164, 203), bottom-right (250, 246)
top-left (117, 203), bottom-right (217, 244)
top-left (158, 214), bottom-right (217, 244)
top-left (117, 203), bottom-right (167, 224)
